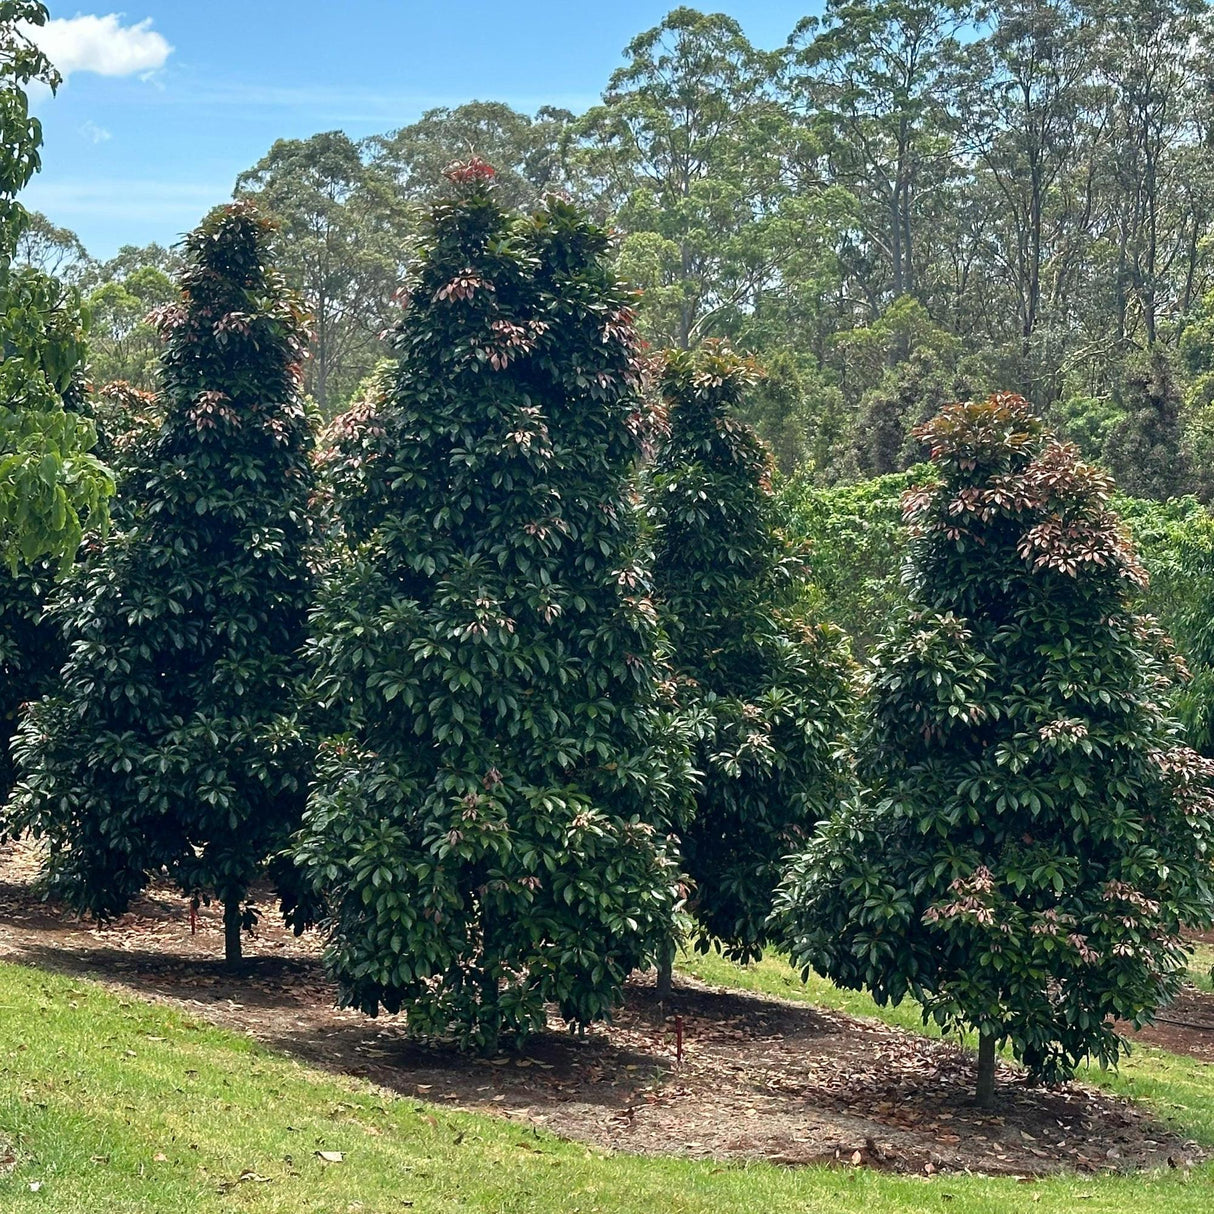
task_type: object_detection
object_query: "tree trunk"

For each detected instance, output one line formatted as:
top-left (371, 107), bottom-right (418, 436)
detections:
top-left (976, 1030), bottom-right (997, 1107)
top-left (655, 956), bottom-right (673, 1003)
top-left (223, 896), bottom-right (243, 968)
top-left (479, 963), bottom-right (501, 1054)
top-left (655, 933), bottom-right (676, 1004)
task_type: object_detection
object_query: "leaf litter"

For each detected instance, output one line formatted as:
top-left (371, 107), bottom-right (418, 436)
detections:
top-left (0, 838), bottom-right (1205, 1178)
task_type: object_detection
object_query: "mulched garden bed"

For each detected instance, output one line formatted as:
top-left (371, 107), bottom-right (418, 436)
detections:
top-left (0, 839), bottom-right (1205, 1178)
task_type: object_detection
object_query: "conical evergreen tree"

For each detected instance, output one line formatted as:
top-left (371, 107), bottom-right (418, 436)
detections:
top-left (647, 343), bottom-right (852, 965)
top-left (296, 161), bottom-right (685, 1050)
top-left (9, 204), bottom-right (315, 964)
top-left (776, 393), bottom-right (1214, 1104)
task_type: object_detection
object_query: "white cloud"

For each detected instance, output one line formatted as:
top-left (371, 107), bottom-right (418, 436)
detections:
top-left (80, 119), bottom-right (112, 144)
top-left (23, 14), bottom-right (173, 80)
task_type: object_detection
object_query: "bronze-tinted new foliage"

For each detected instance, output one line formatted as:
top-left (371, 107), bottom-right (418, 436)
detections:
top-left (776, 392), bottom-right (1214, 1098)
top-left (296, 162), bottom-right (688, 1050)
top-left (8, 204), bottom-right (315, 964)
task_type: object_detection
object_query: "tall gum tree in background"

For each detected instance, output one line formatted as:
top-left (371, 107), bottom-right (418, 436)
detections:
top-left (1086, 0), bottom-right (1208, 347)
top-left (775, 393), bottom-right (1214, 1105)
top-left (570, 7), bottom-right (791, 350)
top-left (296, 162), bottom-right (687, 1052)
top-left (786, 0), bottom-right (973, 309)
top-left (647, 343), bottom-right (853, 985)
top-left (236, 131), bottom-right (412, 414)
top-left (8, 204), bottom-right (315, 967)
top-left (960, 0), bottom-right (1098, 399)
top-left (369, 101), bottom-right (575, 211)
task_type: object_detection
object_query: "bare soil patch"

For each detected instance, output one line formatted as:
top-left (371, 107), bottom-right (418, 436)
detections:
top-left (0, 840), bottom-right (1205, 1178)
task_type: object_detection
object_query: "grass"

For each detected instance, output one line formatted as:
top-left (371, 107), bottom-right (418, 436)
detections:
top-left (0, 960), bottom-right (1207, 1213)
top-left (1188, 942), bottom-right (1214, 993)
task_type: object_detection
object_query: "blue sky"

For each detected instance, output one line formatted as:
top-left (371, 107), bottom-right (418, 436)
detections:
top-left (23, 3), bottom-right (821, 259)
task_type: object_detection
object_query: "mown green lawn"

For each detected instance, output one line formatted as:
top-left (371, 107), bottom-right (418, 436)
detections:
top-left (1188, 942), bottom-right (1214, 993)
top-left (0, 958), bottom-right (1209, 1213)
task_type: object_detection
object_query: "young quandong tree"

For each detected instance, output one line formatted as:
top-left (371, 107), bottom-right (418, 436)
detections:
top-left (775, 392), bottom-right (1214, 1105)
top-left (646, 343), bottom-right (852, 984)
top-left (295, 160), bottom-right (687, 1051)
top-left (8, 203), bottom-right (315, 965)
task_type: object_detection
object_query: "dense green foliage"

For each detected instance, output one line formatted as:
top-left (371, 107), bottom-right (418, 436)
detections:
top-left (84, 259), bottom-right (178, 393)
top-left (783, 472), bottom-right (1214, 771)
top-left (0, 2), bottom-right (111, 569)
top-left (0, 560), bottom-right (59, 798)
top-left (776, 394), bottom-right (1214, 1095)
top-left (1102, 350), bottom-right (1196, 501)
top-left (780, 466), bottom-right (924, 653)
top-left (7, 204), bottom-right (315, 962)
top-left (647, 343), bottom-right (852, 960)
top-left (296, 162), bottom-right (686, 1050)
top-left (783, 469), bottom-right (1214, 669)
top-left (1120, 494), bottom-right (1214, 753)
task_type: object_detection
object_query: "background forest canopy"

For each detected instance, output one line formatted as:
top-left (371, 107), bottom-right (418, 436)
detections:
top-left (22, 0), bottom-right (1214, 496)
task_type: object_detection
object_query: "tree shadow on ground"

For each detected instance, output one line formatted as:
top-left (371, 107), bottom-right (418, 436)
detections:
top-left (0, 840), bottom-right (1203, 1176)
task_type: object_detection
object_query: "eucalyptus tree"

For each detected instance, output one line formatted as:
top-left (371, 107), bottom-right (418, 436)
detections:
top-left (370, 101), bottom-right (574, 210)
top-left (786, 0), bottom-right (974, 308)
top-left (236, 131), bottom-right (411, 412)
top-left (959, 0), bottom-right (1099, 394)
top-left (571, 7), bottom-right (791, 349)
top-left (14, 211), bottom-right (90, 283)
top-left (1085, 0), bottom-right (1209, 346)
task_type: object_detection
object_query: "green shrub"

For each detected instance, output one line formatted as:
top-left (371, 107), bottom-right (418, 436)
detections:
top-left (779, 466), bottom-right (927, 654)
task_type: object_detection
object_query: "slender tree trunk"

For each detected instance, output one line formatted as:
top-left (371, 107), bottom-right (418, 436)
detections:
top-left (655, 937), bottom-right (675, 1004)
top-left (889, 193), bottom-right (904, 301)
top-left (223, 897), bottom-right (243, 968)
top-left (976, 1030), bottom-right (997, 1107)
top-left (479, 962), bottom-right (501, 1054)
top-left (656, 958), bottom-right (673, 1003)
